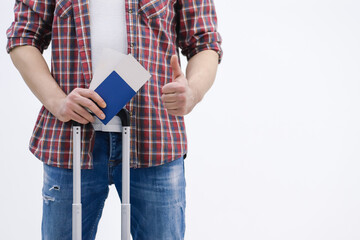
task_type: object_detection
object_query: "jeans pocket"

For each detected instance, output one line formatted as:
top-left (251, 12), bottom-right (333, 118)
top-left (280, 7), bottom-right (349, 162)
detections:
top-left (54, 0), bottom-right (73, 18)
top-left (138, 0), bottom-right (170, 19)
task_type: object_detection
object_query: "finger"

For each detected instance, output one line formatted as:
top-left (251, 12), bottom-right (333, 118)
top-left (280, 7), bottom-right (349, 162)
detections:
top-left (78, 89), bottom-right (107, 108)
top-left (170, 55), bottom-right (183, 80)
top-left (75, 96), bottom-right (105, 120)
top-left (161, 93), bottom-right (177, 103)
top-left (162, 82), bottom-right (177, 94)
top-left (162, 82), bottom-right (185, 94)
top-left (163, 101), bottom-right (180, 110)
top-left (162, 93), bottom-right (187, 105)
top-left (71, 115), bottom-right (89, 125)
top-left (167, 109), bottom-right (184, 116)
top-left (72, 104), bottom-right (95, 123)
top-left (68, 108), bottom-right (90, 124)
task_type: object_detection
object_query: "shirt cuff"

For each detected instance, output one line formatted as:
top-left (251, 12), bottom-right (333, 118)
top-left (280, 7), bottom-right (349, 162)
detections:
top-left (185, 42), bottom-right (223, 64)
top-left (7, 37), bottom-right (46, 53)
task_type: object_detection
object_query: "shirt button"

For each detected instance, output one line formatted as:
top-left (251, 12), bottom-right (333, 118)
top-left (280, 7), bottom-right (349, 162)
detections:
top-left (127, 9), bottom-right (133, 14)
top-left (130, 43), bottom-right (135, 48)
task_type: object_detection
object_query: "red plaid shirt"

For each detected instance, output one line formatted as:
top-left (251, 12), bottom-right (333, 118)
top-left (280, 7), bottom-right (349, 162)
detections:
top-left (7, 0), bottom-right (222, 169)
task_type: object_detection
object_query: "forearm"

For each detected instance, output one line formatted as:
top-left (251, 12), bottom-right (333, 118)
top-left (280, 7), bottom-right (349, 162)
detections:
top-left (9, 45), bottom-right (106, 124)
top-left (10, 45), bottom-right (67, 114)
top-left (186, 50), bottom-right (219, 104)
top-left (162, 50), bottom-right (219, 116)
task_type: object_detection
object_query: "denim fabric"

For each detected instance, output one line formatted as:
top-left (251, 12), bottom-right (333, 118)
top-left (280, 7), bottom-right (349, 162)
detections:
top-left (42, 131), bottom-right (186, 240)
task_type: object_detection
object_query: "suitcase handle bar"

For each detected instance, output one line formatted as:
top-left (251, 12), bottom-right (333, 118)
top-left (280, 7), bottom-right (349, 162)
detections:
top-left (71, 108), bottom-right (130, 127)
top-left (117, 108), bottom-right (130, 127)
top-left (71, 108), bottom-right (131, 240)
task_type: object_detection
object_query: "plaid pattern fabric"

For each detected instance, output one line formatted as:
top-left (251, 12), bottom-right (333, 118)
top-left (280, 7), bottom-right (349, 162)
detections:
top-left (7, 0), bottom-right (222, 169)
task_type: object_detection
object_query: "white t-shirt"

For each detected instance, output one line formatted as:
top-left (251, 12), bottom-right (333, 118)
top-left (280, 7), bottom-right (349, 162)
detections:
top-left (89, 0), bottom-right (127, 132)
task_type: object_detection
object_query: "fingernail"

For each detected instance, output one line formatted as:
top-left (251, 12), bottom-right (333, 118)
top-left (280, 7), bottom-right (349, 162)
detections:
top-left (101, 114), bottom-right (105, 119)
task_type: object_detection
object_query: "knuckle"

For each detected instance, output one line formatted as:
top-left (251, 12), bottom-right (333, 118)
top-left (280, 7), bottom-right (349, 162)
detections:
top-left (178, 85), bottom-right (186, 92)
top-left (68, 93), bottom-right (74, 99)
top-left (178, 94), bottom-right (186, 102)
top-left (68, 93), bottom-right (77, 101)
top-left (82, 99), bottom-right (92, 108)
top-left (64, 100), bottom-right (72, 109)
top-left (89, 91), bottom-right (98, 100)
top-left (73, 88), bottom-right (81, 94)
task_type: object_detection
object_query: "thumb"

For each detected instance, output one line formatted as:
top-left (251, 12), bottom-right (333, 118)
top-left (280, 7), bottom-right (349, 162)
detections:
top-left (170, 55), bottom-right (183, 80)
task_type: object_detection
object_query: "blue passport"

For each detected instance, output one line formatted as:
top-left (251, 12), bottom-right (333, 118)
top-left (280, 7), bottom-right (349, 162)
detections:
top-left (94, 71), bottom-right (136, 125)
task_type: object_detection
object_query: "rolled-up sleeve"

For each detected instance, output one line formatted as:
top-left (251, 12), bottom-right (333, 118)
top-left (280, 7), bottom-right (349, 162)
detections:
top-left (6, 0), bottom-right (55, 53)
top-left (177, 0), bottom-right (223, 62)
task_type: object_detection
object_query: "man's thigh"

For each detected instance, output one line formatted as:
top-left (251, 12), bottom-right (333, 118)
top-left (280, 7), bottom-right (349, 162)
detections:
top-left (41, 132), bottom-right (111, 240)
top-left (113, 157), bottom-right (186, 240)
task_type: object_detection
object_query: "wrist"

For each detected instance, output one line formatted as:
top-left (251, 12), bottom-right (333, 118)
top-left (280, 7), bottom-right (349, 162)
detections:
top-left (188, 80), bottom-right (203, 105)
top-left (43, 92), bottom-right (67, 118)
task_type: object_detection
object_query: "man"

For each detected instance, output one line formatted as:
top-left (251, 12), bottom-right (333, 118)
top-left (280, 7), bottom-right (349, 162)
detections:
top-left (7, 0), bottom-right (222, 239)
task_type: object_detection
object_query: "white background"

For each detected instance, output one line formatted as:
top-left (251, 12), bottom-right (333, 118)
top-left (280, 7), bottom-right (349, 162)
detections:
top-left (1, 0), bottom-right (360, 239)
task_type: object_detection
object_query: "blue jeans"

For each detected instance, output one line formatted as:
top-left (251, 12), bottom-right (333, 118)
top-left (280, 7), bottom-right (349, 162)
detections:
top-left (42, 131), bottom-right (186, 240)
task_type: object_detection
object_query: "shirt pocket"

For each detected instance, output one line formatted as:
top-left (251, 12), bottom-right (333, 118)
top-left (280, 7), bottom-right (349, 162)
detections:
top-left (138, 0), bottom-right (169, 19)
top-left (54, 0), bottom-right (73, 18)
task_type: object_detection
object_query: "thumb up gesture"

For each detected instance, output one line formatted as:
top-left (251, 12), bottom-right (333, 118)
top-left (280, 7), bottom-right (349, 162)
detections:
top-left (161, 55), bottom-right (196, 116)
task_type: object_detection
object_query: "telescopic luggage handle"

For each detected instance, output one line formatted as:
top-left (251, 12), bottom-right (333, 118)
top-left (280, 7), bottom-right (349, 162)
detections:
top-left (117, 108), bottom-right (131, 240)
top-left (72, 121), bottom-right (82, 240)
top-left (72, 109), bottom-right (131, 240)
top-left (117, 108), bottom-right (130, 127)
